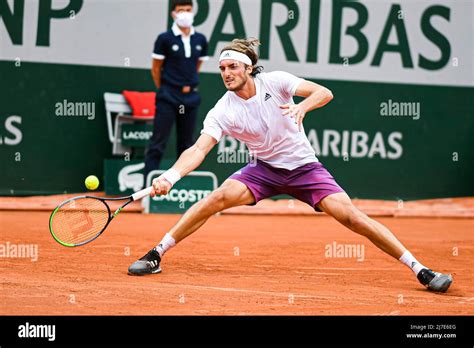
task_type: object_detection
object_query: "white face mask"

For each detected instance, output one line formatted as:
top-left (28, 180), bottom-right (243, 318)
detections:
top-left (175, 12), bottom-right (194, 28)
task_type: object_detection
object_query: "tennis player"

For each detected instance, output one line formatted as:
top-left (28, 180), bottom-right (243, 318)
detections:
top-left (129, 38), bottom-right (452, 292)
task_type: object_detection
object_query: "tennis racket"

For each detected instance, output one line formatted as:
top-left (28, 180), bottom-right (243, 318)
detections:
top-left (49, 186), bottom-right (153, 247)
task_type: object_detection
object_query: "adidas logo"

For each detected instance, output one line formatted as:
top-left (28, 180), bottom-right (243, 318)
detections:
top-left (265, 93), bottom-right (272, 101)
top-left (224, 52), bottom-right (231, 57)
top-left (411, 261), bottom-right (417, 268)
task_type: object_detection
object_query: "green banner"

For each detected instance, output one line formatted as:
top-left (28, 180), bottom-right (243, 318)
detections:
top-left (103, 159), bottom-right (145, 196)
top-left (1, 62), bottom-right (473, 199)
top-left (145, 170), bottom-right (218, 214)
top-left (121, 124), bottom-right (154, 147)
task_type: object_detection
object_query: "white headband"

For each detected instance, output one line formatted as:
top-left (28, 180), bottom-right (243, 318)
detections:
top-left (219, 50), bottom-right (252, 66)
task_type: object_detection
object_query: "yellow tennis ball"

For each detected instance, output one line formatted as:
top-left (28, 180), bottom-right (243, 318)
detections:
top-left (85, 175), bottom-right (99, 190)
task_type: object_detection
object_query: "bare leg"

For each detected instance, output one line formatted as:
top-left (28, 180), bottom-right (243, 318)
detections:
top-left (316, 192), bottom-right (453, 292)
top-left (128, 179), bottom-right (255, 275)
top-left (168, 179), bottom-right (255, 243)
top-left (317, 192), bottom-right (406, 259)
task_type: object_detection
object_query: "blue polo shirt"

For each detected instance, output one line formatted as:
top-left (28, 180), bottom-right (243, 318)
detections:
top-left (152, 23), bottom-right (208, 89)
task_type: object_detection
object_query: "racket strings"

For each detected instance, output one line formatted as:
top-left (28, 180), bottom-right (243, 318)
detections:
top-left (51, 198), bottom-right (110, 245)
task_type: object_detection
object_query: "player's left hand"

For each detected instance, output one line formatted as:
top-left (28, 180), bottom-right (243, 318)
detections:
top-left (280, 103), bottom-right (306, 132)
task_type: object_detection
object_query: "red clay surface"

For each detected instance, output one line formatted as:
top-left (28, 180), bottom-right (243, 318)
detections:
top-left (1, 210), bottom-right (473, 315)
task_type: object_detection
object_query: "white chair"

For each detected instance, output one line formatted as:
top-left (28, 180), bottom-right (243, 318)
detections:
top-left (104, 92), bottom-right (154, 155)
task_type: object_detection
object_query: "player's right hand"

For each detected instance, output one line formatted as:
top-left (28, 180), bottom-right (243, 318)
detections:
top-left (151, 177), bottom-right (173, 197)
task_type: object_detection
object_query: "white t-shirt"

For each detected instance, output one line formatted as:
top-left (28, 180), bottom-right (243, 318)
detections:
top-left (201, 71), bottom-right (318, 170)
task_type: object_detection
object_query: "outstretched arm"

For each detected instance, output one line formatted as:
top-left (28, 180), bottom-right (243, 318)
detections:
top-left (151, 134), bottom-right (217, 196)
top-left (280, 80), bottom-right (333, 131)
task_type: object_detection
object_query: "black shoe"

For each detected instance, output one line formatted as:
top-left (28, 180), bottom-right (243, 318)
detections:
top-left (128, 249), bottom-right (162, 275)
top-left (417, 268), bottom-right (452, 292)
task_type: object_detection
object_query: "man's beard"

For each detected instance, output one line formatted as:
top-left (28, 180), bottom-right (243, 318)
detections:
top-left (226, 77), bottom-right (247, 91)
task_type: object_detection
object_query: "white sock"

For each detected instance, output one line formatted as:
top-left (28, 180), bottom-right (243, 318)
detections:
top-left (399, 250), bottom-right (426, 275)
top-left (154, 233), bottom-right (176, 257)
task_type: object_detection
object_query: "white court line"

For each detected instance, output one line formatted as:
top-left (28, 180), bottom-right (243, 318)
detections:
top-left (202, 265), bottom-right (394, 271)
top-left (156, 282), bottom-right (336, 300)
top-left (297, 267), bottom-right (394, 271)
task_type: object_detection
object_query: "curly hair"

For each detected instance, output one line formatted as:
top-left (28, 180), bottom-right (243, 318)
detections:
top-left (221, 38), bottom-right (264, 77)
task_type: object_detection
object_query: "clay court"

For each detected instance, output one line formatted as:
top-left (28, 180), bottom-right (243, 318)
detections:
top-left (1, 197), bottom-right (473, 316)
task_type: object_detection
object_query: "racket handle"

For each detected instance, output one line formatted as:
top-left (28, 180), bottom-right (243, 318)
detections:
top-left (132, 186), bottom-right (153, 201)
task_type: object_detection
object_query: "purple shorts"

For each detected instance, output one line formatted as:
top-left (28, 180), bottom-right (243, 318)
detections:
top-left (229, 160), bottom-right (345, 211)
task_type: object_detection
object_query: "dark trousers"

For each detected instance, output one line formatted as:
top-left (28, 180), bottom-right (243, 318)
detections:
top-left (144, 89), bottom-right (199, 179)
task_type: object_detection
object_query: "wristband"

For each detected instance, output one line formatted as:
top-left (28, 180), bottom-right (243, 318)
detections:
top-left (160, 168), bottom-right (181, 186)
